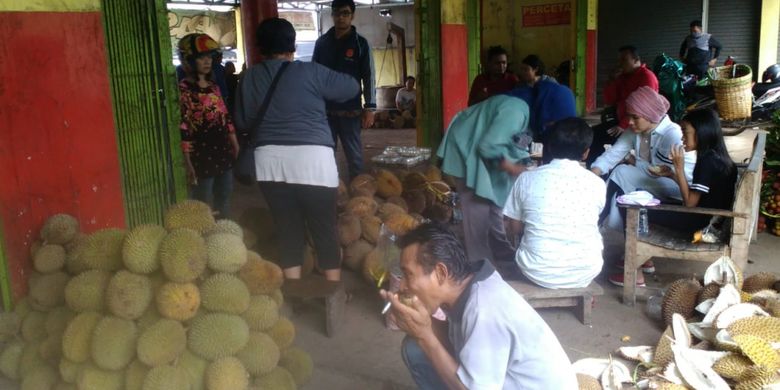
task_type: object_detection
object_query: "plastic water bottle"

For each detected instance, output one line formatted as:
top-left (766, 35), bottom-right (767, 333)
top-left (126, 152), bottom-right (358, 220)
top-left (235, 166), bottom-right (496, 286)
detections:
top-left (638, 208), bottom-right (649, 236)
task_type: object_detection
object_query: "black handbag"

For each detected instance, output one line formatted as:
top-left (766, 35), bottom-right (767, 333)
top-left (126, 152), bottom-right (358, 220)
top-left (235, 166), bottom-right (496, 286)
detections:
top-left (234, 61), bottom-right (290, 186)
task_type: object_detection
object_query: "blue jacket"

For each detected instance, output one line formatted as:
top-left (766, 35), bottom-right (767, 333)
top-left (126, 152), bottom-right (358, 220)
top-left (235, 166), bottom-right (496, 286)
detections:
top-left (313, 26), bottom-right (376, 111)
top-left (506, 80), bottom-right (576, 139)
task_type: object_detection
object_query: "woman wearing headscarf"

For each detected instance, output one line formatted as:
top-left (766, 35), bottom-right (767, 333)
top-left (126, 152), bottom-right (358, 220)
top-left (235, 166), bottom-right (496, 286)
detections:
top-left (437, 94), bottom-right (531, 264)
top-left (591, 86), bottom-right (696, 234)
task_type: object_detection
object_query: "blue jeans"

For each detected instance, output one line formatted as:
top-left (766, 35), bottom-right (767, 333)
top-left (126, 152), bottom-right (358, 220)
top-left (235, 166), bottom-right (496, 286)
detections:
top-left (401, 337), bottom-right (448, 390)
top-left (328, 115), bottom-right (363, 179)
top-left (190, 169), bottom-right (233, 218)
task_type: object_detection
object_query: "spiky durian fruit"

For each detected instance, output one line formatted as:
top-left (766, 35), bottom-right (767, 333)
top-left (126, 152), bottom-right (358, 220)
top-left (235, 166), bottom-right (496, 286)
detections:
top-left (712, 353), bottom-right (752, 379)
top-left (137, 318), bottom-right (187, 367)
top-left (29, 271), bottom-right (69, 309)
top-left (207, 219), bottom-right (244, 238)
top-left (343, 239), bottom-right (373, 272)
top-left (205, 356), bottom-right (250, 390)
top-left (360, 215), bottom-right (382, 245)
top-left (78, 228), bottom-right (126, 272)
top-left (106, 270), bottom-right (152, 320)
top-left (728, 316), bottom-right (780, 343)
top-left (338, 214), bottom-right (362, 246)
top-left (235, 332), bottom-right (279, 376)
top-left (65, 270), bottom-right (111, 313)
top-left (124, 360), bottom-right (149, 390)
top-left (200, 273), bottom-right (250, 314)
top-left (575, 373), bottom-right (601, 390)
top-left (20, 310), bottom-right (47, 342)
top-left (76, 363), bottom-right (123, 390)
top-left (90, 316), bottom-right (138, 370)
top-left (45, 306), bottom-right (75, 337)
top-left (254, 367), bottom-right (297, 390)
top-left (375, 169), bottom-right (403, 198)
top-left (41, 214), bottom-right (79, 245)
top-left (651, 327), bottom-right (674, 367)
top-left (267, 317), bottom-right (296, 350)
top-left (177, 350), bottom-right (207, 390)
top-left (20, 364), bottom-right (59, 390)
top-left (733, 334), bottom-right (780, 369)
top-left (238, 252), bottom-right (283, 295)
top-left (188, 313), bottom-right (250, 361)
top-left (349, 174), bottom-right (377, 198)
top-left (62, 311), bottom-right (102, 363)
top-left (18, 340), bottom-right (45, 378)
top-left (734, 365), bottom-right (777, 390)
top-left (241, 295), bottom-right (279, 332)
top-left (377, 202), bottom-right (406, 221)
top-left (697, 282), bottom-right (721, 304)
top-left (345, 196), bottom-right (378, 217)
top-left (384, 213), bottom-right (419, 236)
top-left (33, 244), bottom-right (66, 273)
top-left (661, 278), bottom-right (701, 325)
top-left (743, 272), bottom-right (778, 293)
top-left (158, 228), bottom-right (207, 283)
top-left (205, 233), bottom-right (247, 273)
top-left (0, 340), bottom-right (24, 380)
top-left (143, 364), bottom-right (190, 390)
top-left (163, 200), bottom-right (216, 233)
top-left (122, 224), bottom-right (167, 274)
top-left (155, 282), bottom-right (200, 321)
top-left (279, 347), bottom-right (314, 386)
top-left (59, 358), bottom-right (85, 384)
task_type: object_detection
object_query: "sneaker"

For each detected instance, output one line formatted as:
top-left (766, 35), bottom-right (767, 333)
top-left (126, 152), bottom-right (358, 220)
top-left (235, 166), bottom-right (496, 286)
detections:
top-left (608, 273), bottom-right (646, 287)
top-left (614, 260), bottom-right (655, 273)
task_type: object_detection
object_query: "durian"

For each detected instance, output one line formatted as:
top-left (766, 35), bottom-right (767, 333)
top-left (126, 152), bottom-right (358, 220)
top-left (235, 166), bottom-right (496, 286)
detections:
top-left (338, 214), bottom-right (362, 246)
top-left (29, 271), bottom-right (69, 309)
top-left (661, 278), bottom-right (701, 325)
top-left (158, 228), bottom-right (207, 283)
top-left (90, 316), bottom-right (138, 370)
top-left (254, 366), bottom-right (297, 390)
top-left (142, 364), bottom-right (190, 390)
top-left (279, 347), bottom-right (313, 386)
top-left (375, 169), bottom-right (403, 198)
top-left (205, 233), bottom-right (247, 273)
top-left (188, 313), bottom-right (249, 361)
top-left (742, 272), bottom-right (777, 293)
top-left (124, 360), bottom-right (149, 390)
top-left (20, 364), bottom-right (58, 390)
top-left (205, 356), bottom-right (249, 390)
top-left (21, 310), bottom-right (47, 342)
top-left (155, 282), bottom-right (200, 321)
top-left (163, 200), bottom-right (216, 234)
top-left (345, 196), bottom-right (378, 217)
top-left (712, 353), bottom-right (752, 379)
top-left (349, 174), bottom-right (377, 198)
top-left (239, 252), bottom-right (283, 295)
top-left (122, 224), bottom-right (167, 274)
top-left (207, 219), bottom-right (244, 238)
top-left (0, 340), bottom-right (24, 380)
top-left (33, 244), bottom-right (66, 273)
top-left (106, 270), bottom-right (152, 320)
top-left (62, 311), bottom-right (102, 363)
top-left (41, 214), bottom-right (79, 245)
top-left (64, 270), bottom-right (111, 313)
top-left (241, 295), bottom-right (279, 331)
top-left (78, 228), bottom-right (126, 271)
top-left (76, 364), bottom-right (123, 390)
top-left (200, 273), bottom-right (251, 314)
top-left (136, 319), bottom-right (187, 366)
top-left (235, 332), bottom-right (280, 375)
top-left (343, 239), bottom-right (373, 271)
top-left (267, 317), bottom-right (296, 350)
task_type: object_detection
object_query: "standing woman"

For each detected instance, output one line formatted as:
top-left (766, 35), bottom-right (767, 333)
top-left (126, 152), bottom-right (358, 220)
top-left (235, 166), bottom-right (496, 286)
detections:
top-left (178, 33), bottom-right (239, 218)
top-left (235, 18), bottom-right (359, 281)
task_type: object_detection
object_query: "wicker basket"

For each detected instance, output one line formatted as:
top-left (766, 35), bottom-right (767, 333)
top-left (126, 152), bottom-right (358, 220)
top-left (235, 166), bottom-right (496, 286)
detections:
top-left (708, 65), bottom-right (753, 120)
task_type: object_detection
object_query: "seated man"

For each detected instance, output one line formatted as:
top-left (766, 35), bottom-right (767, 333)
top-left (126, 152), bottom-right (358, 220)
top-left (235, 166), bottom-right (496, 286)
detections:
top-left (468, 45), bottom-right (520, 106)
top-left (395, 75), bottom-right (417, 116)
top-left (503, 118), bottom-right (605, 289)
top-left (381, 223), bottom-right (578, 390)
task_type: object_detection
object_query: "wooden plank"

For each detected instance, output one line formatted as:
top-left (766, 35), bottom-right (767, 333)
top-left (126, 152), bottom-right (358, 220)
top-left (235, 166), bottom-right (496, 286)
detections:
top-left (525, 297), bottom-right (578, 308)
top-left (618, 203), bottom-right (748, 219)
top-left (623, 207), bottom-right (640, 306)
top-left (281, 277), bottom-right (342, 300)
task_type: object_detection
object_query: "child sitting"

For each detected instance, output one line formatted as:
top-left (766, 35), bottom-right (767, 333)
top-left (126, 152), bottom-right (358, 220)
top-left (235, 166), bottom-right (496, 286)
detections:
top-left (503, 118), bottom-right (605, 288)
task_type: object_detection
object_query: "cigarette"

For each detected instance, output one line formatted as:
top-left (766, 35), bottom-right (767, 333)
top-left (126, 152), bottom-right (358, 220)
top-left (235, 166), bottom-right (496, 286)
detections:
top-left (381, 301), bottom-right (392, 315)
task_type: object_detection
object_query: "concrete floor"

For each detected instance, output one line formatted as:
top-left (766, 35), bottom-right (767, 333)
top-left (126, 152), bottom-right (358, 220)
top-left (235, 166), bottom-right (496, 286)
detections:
top-left (0, 127), bottom-right (777, 390)
top-left (238, 127), bottom-right (780, 389)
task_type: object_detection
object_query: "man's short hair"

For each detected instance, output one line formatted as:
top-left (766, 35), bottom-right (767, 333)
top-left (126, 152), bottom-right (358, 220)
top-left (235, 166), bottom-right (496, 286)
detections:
top-left (255, 17), bottom-right (296, 56)
top-left (332, 0), bottom-right (356, 12)
top-left (690, 20), bottom-right (702, 28)
top-left (487, 45), bottom-right (508, 61)
top-left (406, 76), bottom-right (416, 82)
top-left (618, 45), bottom-right (640, 61)
top-left (543, 117), bottom-right (593, 161)
top-left (397, 223), bottom-right (473, 282)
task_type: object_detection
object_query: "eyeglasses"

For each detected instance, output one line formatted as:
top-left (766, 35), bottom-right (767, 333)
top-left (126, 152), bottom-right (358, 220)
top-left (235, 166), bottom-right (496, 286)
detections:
top-left (331, 10), bottom-right (353, 17)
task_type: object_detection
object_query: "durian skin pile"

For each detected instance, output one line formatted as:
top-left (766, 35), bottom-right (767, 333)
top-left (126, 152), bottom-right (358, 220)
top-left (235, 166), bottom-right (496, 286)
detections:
top-left (0, 200), bottom-right (312, 390)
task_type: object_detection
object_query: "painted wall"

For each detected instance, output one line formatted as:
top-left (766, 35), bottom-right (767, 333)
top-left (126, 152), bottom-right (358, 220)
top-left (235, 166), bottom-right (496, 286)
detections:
top-left (0, 1), bottom-right (125, 301)
top-left (481, 0), bottom-right (574, 79)
top-left (320, 4), bottom-right (416, 48)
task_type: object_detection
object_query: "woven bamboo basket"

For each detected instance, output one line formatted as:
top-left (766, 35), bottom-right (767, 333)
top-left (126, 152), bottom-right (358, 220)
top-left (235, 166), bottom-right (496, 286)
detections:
top-left (708, 64), bottom-right (753, 120)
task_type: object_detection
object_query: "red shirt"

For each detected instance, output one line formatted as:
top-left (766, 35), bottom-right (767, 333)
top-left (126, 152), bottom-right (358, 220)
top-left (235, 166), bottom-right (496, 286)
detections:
top-left (468, 72), bottom-right (520, 106)
top-left (603, 64), bottom-right (659, 129)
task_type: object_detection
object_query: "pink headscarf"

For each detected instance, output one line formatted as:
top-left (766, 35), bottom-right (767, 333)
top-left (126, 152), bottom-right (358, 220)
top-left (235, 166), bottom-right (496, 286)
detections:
top-left (625, 86), bottom-right (670, 123)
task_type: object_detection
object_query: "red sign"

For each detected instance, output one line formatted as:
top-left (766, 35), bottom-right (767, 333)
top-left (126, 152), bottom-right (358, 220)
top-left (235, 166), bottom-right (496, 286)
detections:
top-left (522, 2), bottom-right (571, 27)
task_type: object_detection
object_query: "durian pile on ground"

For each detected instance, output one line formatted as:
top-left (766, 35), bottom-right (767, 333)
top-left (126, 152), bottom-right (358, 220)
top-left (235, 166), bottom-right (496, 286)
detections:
top-left (0, 200), bottom-right (313, 390)
top-left (573, 257), bottom-right (780, 390)
top-left (335, 167), bottom-right (453, 286)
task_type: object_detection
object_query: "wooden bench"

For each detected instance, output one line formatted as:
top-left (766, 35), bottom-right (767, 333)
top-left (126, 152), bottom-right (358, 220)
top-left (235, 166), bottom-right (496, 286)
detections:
top-left (619, 132), bottom-right (766, 306)
top-left (281, 276), bottom-right (346, 337)
top-left (494, 262), bottom-right (604, 325)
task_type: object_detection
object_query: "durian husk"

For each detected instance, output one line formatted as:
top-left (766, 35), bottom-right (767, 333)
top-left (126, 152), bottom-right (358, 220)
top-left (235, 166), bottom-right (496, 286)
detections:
top-left (728, 316), bottom-right (780, 343)
top-left (697, 282), bottom-right (722, 304)
top-left (345, 197), bottom-right (378, 217)
top-left (742, 272), bottom-right (778, 293)
top-left (732, 334), bottom-right (780, 370)
top-left (662, 278), bottom-right (702, 325)
top-left (652, 327), bottom-right (675, 367)
top-left (349, 174), bottom-right (377, 198)
top-left (712, 353), bottom-right (753, 380)
top-left (576, 373), bottom-right (602, 390)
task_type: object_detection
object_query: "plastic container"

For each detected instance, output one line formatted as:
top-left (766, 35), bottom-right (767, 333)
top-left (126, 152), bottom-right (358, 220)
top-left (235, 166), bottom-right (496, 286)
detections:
top-left (638, 208), bottom-right (649, 236)
top-left (645, 291), bottom-right (664, 321)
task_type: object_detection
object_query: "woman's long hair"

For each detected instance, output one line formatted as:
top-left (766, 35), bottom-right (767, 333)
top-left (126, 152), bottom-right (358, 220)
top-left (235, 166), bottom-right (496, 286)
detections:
top-left (682, 108), bottom-right (735, 174)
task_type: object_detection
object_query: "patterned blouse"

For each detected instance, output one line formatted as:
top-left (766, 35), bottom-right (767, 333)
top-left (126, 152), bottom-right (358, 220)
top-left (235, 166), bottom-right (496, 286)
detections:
top-left (178, 79), bottom-right (235, 178)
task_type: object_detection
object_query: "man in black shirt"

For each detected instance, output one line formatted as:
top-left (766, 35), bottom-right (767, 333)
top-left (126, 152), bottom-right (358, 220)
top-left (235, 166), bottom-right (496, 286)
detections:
top-left (679, 20), bottom-right (722, 79)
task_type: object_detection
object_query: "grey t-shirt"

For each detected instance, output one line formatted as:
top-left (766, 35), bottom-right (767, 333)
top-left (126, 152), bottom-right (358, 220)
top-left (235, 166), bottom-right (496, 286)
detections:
top-left (447, 260), bottom-right (578, 390)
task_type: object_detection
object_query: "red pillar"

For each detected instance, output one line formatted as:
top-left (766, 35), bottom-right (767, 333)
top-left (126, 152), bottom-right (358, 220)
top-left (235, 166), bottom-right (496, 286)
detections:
top-left (441, 0), bottom-right (469, 130)
top-left (241, 0), bottom-right (279, 65)
top-left (585, 1), bottom-right (598, 113)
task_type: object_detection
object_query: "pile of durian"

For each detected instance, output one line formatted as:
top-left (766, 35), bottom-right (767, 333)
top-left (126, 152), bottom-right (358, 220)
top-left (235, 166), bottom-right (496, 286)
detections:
top-left (574, 257), bottom-right (780, 390)
top-left (0, 200), bottom-right (312, 390)
top-left (336, 167), bottom-right (452, 286)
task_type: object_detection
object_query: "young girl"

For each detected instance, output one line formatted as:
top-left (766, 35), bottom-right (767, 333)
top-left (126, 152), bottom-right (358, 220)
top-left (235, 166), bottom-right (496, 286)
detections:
top-left (178, 33), bottom-right (239, 218)
top-left (666, 108), bottom-right (737, 226)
